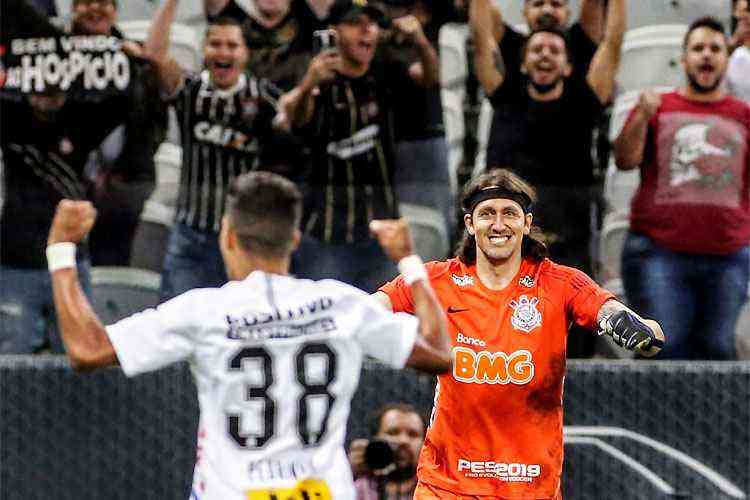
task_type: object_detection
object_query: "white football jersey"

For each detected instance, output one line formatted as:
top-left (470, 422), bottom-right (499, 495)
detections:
top-left (106, 271), bottom-right (418, 500)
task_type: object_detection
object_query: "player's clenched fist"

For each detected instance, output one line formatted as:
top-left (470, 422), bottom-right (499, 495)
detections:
top-left (47, 199), bottom-right (97, 245)
top-left (369, 218), bottom-right (415, 263)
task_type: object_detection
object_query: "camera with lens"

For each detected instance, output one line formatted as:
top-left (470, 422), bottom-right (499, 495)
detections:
top-left (364, 439), bottom-right (397, 470)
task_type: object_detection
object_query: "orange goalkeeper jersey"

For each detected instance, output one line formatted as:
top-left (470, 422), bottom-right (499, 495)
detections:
top-left (379, 257), bottom-right (614, 499)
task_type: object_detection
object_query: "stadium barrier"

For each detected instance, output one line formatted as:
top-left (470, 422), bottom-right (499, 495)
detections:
top-left (1, 357), bottom-right (748, 500)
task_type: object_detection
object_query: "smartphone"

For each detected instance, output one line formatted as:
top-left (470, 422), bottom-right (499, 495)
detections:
top-left (312, 29), bottom-right (337, 55)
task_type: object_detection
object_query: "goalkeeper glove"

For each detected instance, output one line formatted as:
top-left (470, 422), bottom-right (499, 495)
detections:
top-left (599, 310), bottom-right (664, 351)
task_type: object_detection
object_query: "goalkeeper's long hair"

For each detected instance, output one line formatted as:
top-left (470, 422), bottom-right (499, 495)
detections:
top-left (456, 169), bottom-right (548, 265)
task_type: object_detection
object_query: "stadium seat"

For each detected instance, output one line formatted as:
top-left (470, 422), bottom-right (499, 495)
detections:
top-left (736, 293), bottom-right (750, 360)
top-left (117, 20), bottom-right (202, 73)
top-left (90, 266), bottom-right (161, 324)
top-left (130, 200), bottom-right (174, 274)
top-left (152, 142), bottom-right (182, 210)
top-left (617, 27), bottom-right (686, 93)
top-left (442, 90), bottom-right (466, 189)
top-left (602, 158), bottom-right (640, 215)
top-left (597, 211), bottom-right (629, 286)
top-left (627, 0), bottom-right (731, 31)
top-left (399, 203), bottom-right (450, 262)
top-left (473, 98), bottom-right (494, 178)
top-left (438, 23), bottom-right (470, 96)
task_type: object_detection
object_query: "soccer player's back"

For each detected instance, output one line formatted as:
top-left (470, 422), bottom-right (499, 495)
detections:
top-left (45, 171), bottom-right (452, 500)
top-left (111, 271), bottom-right (418, 498)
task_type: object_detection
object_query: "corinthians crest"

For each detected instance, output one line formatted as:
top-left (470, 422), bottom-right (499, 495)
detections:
top-left (509, 295), bottom-right (542, 333)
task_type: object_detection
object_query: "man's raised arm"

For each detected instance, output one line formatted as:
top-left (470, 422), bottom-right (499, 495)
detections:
top-left (470, 0), bottom-right (506, 96)
top-left (586, 0), bottom-right (626, 104)
top-left (142, 0), bottom-right (185, 96)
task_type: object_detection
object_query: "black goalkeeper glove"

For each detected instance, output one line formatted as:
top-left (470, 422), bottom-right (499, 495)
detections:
top-left (599, 310), bottom-right (664, 351)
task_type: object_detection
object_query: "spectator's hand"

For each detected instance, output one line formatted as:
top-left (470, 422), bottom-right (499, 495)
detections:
top-left (121, 40), bottom-right (144, 59)
top-left (305, 50), bottom-right (341, 88)
top-left (392, 15), bottom-right (427, 43)
top-left (348, 438), bottom-right (369, 478)
top-left (636, 89), bottom-right (661, 120)
top-left (48, 200), bottom-right (97, 245)
top-left (369, 218), bottom-right (415, 262)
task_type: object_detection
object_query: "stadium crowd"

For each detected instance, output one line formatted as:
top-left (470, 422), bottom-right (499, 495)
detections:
top-left (1, 0), bottom-right (750, 360)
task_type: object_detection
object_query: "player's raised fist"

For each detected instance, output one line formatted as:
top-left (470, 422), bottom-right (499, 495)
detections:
top-left (369, 218), bottom-right (415, 263)
top-left (47, 199), bottom-right (97, 245)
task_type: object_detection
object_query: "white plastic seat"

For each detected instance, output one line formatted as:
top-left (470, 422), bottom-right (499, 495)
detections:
top-left (627, 0), bottom-right (731, 31)
top-left (399, 203), bottom-right (449, 262)
top-left (90, 267), bottom-right (161, 324)
top-left (736, 293), bottom-right (750, 360)
top-left (130, 201), bottom-right (174, 274)
top-left (617, 32), bottom-right (685, 92)
top-left (473, 98), bottom-right (494, 178)
top-left (603, 159), bottom-right (640, 215)
top-left (118, 20), bottom-right (201, 73)
top-left (597, 212), bottom-right (629, 285)
top-left (441, 90), bottom-right (465, 154)
top-left (438, 23), bottom-right (470, 96)
top-left (441, 90), bottom-right (465, 191)
top-left (152, 142), bottom-right (182, 210)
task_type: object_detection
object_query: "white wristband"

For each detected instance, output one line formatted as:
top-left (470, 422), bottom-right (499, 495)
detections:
top-left (46, 242), bottom-right (77, 272)
top-left (398, 254), bottom-right (427, 285)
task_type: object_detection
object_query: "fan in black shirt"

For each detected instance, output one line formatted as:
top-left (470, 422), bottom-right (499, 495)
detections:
top-left (205, 0), bottom-right (328, 90)
top-left (471, 0), bottom-right (625, 357)
top-left (0, 88), bottom-right (130, 353)
top-left (142, 0), bottom-right (280, 300)
top-left (280, 0), bottom-right (439, 292)
top-left (377, 0), bottom-right (454, 256)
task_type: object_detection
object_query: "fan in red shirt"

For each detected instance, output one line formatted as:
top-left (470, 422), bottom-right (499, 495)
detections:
top-left (373, 169), bottom-right (665, 499)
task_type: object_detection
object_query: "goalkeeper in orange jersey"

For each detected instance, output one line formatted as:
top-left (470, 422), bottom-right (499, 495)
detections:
top-left (373, 169), bottom-right (665, 499)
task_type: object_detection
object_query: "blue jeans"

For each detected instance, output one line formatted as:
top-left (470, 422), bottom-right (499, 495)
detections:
top-left (160, 223), bottom-right (227, 302)
top-left (0, 259), bottom-right (91, 354)
top-left (621, 232), bottom-right (749, 360)
top-left (292, 236), bottom-right (398, 293)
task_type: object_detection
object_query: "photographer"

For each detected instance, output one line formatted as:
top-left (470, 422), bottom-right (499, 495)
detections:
top-left (348, 403), bottom-right (425, 500)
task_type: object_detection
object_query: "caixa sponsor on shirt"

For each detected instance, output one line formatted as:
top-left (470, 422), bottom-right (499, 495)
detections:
top-left (194, 121), bottom-right (257, 152)
top-left (452, 347), bottom-right (535, 385)
top-left (458, 460), bottom-right (541, 482)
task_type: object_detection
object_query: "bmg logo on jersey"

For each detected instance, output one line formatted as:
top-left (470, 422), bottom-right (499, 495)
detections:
top-left (458, 460), bottom-right (541, 482)
top-left (452, 347), bottom-right (535, 385)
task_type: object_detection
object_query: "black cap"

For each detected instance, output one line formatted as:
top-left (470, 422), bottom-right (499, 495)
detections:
top-left (327, 0), bottom-right (384, 24)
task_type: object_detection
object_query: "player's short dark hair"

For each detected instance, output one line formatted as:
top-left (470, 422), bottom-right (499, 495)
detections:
top-left (205, 16), bottom-right (246, 40)
top-left (224, 171), bottom-right (302, 259)
top-left (369, 403), bottom-right (427, 437)
top-left (683, 16), bottom-right (728, 51)
top-left (456, 169), bottom-right (548, 265)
